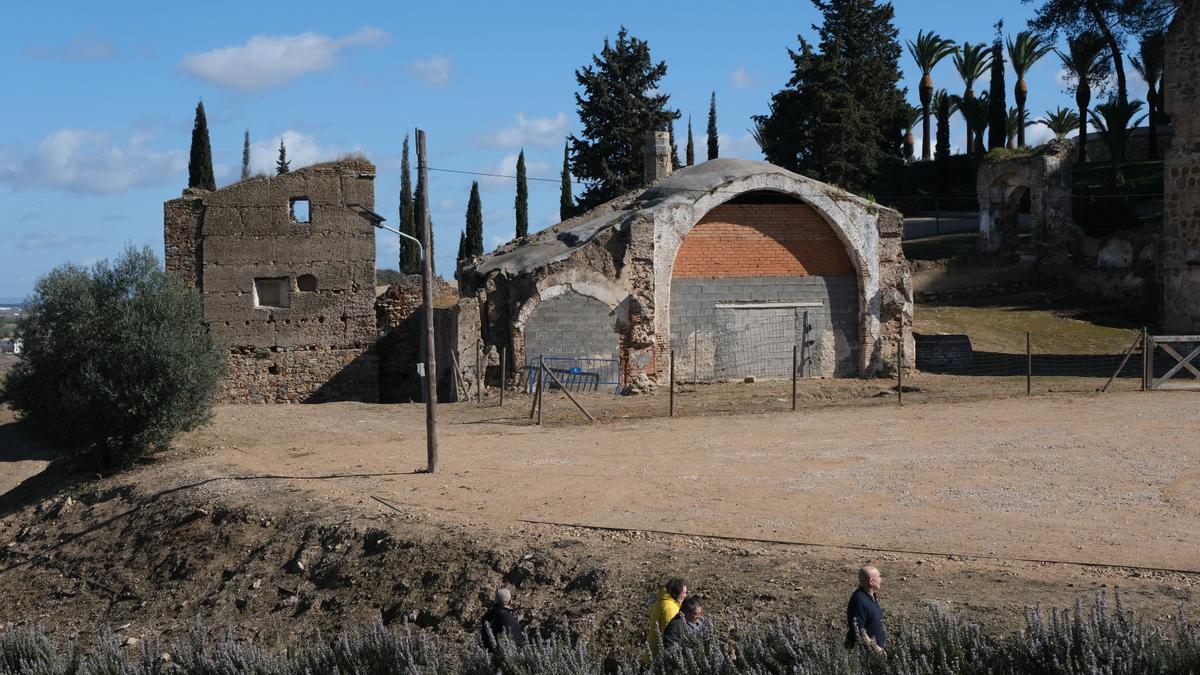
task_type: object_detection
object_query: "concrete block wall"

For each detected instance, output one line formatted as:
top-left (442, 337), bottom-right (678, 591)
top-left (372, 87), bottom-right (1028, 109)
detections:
top-left (670, 276), bottom-right (858, 378)
top-left (164, 159), bottom-right (379, 403)
top-left (523, 291), bottom-right (619, 364)
top-left (1164, 0), bottom-right (1200, 332)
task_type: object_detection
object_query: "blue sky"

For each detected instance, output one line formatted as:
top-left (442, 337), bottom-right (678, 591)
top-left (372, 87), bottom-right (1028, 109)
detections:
top-left (0, 0), bottom-right (1150, 302)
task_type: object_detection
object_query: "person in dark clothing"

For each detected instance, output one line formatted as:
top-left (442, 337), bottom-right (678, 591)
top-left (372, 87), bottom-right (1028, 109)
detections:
top-left (662, 596), bottom-right (704, 649)
top-left (481, 587), bottom-right (526, 651)
top-left (846, 565), bottom-right (886, 654)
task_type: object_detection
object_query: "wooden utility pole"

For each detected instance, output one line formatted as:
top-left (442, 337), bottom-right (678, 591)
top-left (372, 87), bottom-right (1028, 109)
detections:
top-left (416, 129), bottom-right (439, 473)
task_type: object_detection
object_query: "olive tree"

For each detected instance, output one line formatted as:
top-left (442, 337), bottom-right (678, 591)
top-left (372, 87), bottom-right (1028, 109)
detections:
top-left (5, 246), bottom-right (225, 468)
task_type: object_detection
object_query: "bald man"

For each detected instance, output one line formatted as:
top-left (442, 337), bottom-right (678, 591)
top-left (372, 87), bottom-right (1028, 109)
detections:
top-left (845, 565), bottom-right (886, 653)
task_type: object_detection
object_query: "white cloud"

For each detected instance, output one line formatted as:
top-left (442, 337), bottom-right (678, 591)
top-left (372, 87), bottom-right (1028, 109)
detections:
top-left (1026, 122), bottom-right (1057, 145)
top-left (248, 130), bottom-right (362, 175)
top-left (407, 55), bottom-right (452, 87)
top-left (717, 132), bottom-right (763, 161)
top-left (12, 230), bottom-right (106, 251)
top-left (479, 153), bottom-right (551, 189)
top-left (23, 30), bottom-right (116, 60)
top-left (477, 113), bottom-right (569, 149)
top-left (731, 67), bottom-right (756, 89)
top-left (0, 129), bottom-right (185, 194)
top-left (180, 27), bottom-right (389, 94)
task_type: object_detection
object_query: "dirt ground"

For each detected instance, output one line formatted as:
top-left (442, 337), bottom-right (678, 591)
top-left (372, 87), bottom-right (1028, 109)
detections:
top-left (1, 382), bottom-right (1197, 653)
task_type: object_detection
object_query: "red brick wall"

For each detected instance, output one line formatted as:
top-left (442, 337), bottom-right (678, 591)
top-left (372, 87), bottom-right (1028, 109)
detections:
top-left (672, 202), bottom-right (854, 278)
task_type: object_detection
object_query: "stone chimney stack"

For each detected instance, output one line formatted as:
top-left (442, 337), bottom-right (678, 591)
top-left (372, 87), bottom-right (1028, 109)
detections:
top-left (643, 130), bottom-right (673, 184)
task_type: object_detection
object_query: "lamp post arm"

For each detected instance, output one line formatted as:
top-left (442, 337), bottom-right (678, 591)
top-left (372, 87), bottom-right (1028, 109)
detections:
top-left (373, 223), bottom-right (425, 259)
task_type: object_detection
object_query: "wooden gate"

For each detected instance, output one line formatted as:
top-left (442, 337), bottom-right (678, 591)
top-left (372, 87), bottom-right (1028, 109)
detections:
top-left (1146, 335), bottom-right (1200, 390)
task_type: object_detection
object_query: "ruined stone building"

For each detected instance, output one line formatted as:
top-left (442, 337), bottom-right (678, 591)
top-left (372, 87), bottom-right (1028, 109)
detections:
top-left (459, 132), bottom-right (913, 390)
top-left (1164, 0), bottom-right (1200, 331)
top-left (164, 159), bottom-right (380, 403)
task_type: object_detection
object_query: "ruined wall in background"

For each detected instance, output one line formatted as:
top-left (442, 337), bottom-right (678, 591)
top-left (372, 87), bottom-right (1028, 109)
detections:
top-left (164, 160), bottom-right (379, 403)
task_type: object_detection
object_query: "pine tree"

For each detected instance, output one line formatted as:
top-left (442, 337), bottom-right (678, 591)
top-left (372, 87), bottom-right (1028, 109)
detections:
top-left (753, 0), bottom-right (908, 194)
top-left (276, 139), bottom-right (290, 175)
top-left (569, 26), bottom-right (680, 210)
top-left (559, 142), bottom-right (574, 221)
top-left (465, 181), bottom-right (484, 257)
top-left (399, 136), bottom-right (420, 274)
top-left (686, 116), bottom-right (695, 166)
top-left (706, 92), bottom-right (719, 160)
top-left (987, 23), bottom-right (1007, 152)
top-left (187, 101), bottom-right (215, 190)
top-left (515, 149), bottom-right (529, 238)
top-left (241, 130), bottom-right (251, 181)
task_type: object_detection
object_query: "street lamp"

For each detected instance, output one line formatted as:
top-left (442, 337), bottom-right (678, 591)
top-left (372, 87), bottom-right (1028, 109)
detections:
top-left (351, 204), bottom-right (439, 473)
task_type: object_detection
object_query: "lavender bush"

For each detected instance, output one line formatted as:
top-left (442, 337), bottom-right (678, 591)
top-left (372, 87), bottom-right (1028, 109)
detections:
top-left (2, 595), bottom-right (1196, 674)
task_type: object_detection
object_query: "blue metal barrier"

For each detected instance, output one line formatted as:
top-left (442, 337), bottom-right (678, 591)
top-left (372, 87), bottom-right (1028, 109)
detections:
top-left (526, 355), bottom-right (621, 394)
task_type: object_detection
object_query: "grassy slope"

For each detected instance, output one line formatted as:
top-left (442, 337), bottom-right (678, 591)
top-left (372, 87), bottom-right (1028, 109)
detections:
top-left (915, 299), bottom-right (1141, 354)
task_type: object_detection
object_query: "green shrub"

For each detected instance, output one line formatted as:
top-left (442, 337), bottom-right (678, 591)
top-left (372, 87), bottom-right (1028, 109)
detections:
top-left (4, 245), bottom-right (225, 468)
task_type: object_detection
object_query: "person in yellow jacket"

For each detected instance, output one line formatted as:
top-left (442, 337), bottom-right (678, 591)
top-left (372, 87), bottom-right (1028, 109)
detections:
top-left (647, 578), bottom-right (688, 658)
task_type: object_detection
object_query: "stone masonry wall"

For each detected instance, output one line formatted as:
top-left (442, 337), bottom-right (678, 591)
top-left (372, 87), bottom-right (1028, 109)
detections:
top-left (1163, 0), bottom-right (1200, 332)
top-left (165, 159), bottom-right (379, 403)
top-left (163, 190), bottom-right (205, 290)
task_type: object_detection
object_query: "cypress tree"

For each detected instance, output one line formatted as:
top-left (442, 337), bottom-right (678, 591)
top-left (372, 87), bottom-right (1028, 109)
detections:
top-left (987, 23), bottom-right (1007, 151)
top-left (515, 149), bottom-right (529, 238)
top-left (275, 139), bottom-right (290, 175)
top-left (457, 230), bottom-right (467, 263)
top-left (414, 166), bottom-right (435, 276)
top-left (465, 181), bottom-right (484, 257)
top-left (707, 92), bottom-right (719, 160)
top-left (570, 26), bottom-right (680, 209)
top-left (559, 142), bottom-right (574, 221)
top-left (399, 137), bottom-right (419, 274)
top-left (669, 121), bottom-right (681, 170)
top-left (240, 130), bottom-right (251, 181)
top-left (686, 116), bottom-right (695, 166)
top-left (187, 101), bottom-right (215, 190)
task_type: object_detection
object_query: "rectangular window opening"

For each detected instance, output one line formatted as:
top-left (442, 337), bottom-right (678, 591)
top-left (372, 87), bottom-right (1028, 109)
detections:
top-left (291, 198), bottom-right (311, 223)
top-left (254, 277), bottom-right (290, 308)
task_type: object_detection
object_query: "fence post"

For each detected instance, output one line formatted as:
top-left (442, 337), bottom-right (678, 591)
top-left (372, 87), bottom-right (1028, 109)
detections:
top-left (536, 357), bottom-right (544, 425)
top-left (792, 345), bottom-right (798, 412)
top-left (499, 348), bottom-right (506, 407)
top-left (1026, 332), bottom-right (1032, 395)
top-left (1142, 327), bottom-right (1149, 391)
top-left (669, 349), bottom-right (676, 417)
top-left (693, 332), bottom-right (698, 384)
top-left (800, 310), bottom-right (810, 378)
top-left (476, 341), bottom-right (482, 405)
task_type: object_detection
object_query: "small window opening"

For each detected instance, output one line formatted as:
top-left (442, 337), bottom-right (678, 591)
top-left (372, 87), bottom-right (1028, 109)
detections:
top-left (268, 365), bottom-right (280, 375)
top-left (254, 277), bottom-right (290, 308)
top-left (297, 274), bottom-right (318, 292)
top-left (290, 198), bottom-right (311, 223)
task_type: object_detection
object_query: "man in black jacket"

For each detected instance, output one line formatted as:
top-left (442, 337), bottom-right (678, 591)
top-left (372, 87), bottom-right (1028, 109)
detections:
top-left (481, 587), bottom-right (526, 651)
top-left (662, 596), bottom-right (704, 649)
top-left (845, 565), bottom-right (886, 654)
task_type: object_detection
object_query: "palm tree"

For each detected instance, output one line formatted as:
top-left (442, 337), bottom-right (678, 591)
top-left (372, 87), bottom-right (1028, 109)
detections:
top-left (907, 31), bottom-right (958, 161)
top-left (933, 90), bottom-right (958, 159)
top-left (1039, 107), bottom-right (1081, 139)
top-left (952, 42), bottom-right (993, 154)
top-left (1089, 99), bottom-right (1148, 189)
top-left (1006, 108), bottom-right (1033, 149)
top-left (902, 105), bottom-right (922, 163)
top-left (1055, 32), bottom-right (1107, 163)
top-left (1131, 31), bottom-right (1165, 160)
top-left (1006, 31), bottom-right (1054, 149)
top-left (956, 92), bottom-right (990, 159)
